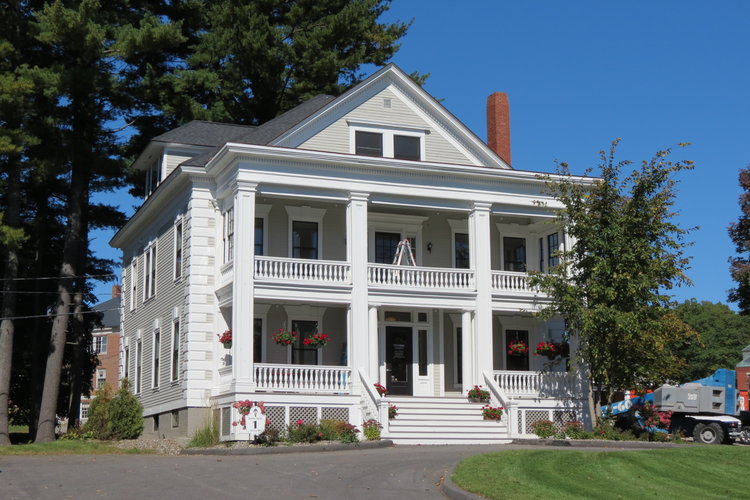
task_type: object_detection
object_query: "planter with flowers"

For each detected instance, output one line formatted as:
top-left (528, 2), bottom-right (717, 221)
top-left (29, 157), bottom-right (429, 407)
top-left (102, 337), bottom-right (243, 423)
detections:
top-left (218, 329), bottom-right (232, 349)
top-left (303, 332), bottom-right (330, 348)
top-left (482, 405), bottom-right (504, 421)
top-left (507, 339), bottom-right (528, 357)
top-left (224, 400), bottom-right (267, 442)
top-left (534, 340), bottom-right (561, 359)
top-left (272, 328), bottom-right (298, 346)
top-left (374, 383), bottom-right (389, 397)
top-left (467, 385), bottom-right (490, 403)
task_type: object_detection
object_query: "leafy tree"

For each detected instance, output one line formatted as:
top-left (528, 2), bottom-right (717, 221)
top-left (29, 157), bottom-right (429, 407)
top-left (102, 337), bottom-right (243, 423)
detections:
top-left (673, 300), bottom-right (750, 381)
top-left (107, 379), bottom-right (143, 440)
top-left (530, 140), bottom-right (697, 423)
top-left (728, 165), bottom-right (750, 313)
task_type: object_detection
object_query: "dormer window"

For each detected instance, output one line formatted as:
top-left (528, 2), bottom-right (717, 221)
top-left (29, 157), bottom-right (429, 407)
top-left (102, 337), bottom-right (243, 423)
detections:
top-left (349, 120), bottom-right (426, 161)
top-left (145, 159), bottom-right (161, 198)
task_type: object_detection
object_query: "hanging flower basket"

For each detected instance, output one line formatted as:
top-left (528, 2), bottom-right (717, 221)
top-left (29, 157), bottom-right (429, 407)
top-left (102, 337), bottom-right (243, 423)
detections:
top-left (507, 339), bottom-right (528, 357)
top-left (272, 329), bottom-right (298, 346)
top-left (534, 340), bottom-right (561, 359)
top-left (303, 333), bottom-right (330, 348)
top-left (374, 383), bottom-right (389, 397)
top-left (217, 329), bottom-right (232, 349)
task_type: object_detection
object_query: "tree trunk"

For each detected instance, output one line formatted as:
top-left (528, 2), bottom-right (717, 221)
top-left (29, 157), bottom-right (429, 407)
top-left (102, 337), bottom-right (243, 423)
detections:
top-left (35, 127), bottom-right (89, 442)
top-left (0, 156), bottom-right (22, 446)
top-left (66, 299), bottom-right (85, 429)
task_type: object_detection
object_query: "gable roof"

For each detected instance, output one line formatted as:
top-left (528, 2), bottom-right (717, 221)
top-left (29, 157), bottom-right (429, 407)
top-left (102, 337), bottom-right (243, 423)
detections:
top-left (93, 296), bottom-right (121, 330)
top-left (153, 121), bottom-right (256, 148)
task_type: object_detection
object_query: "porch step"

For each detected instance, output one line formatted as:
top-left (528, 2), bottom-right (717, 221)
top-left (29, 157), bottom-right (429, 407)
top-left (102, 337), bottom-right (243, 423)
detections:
top-left (382, 397), bottom-right (511, 445)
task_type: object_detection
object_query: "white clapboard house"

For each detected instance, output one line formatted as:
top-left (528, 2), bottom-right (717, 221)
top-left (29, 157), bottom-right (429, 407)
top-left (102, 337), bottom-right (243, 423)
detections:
top-left (111, 64), bottom-right (588, 444)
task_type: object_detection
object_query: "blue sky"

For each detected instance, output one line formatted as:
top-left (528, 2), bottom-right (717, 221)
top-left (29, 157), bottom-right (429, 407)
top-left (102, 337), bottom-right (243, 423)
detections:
top-left (91, 1), bottom-right (749, 307)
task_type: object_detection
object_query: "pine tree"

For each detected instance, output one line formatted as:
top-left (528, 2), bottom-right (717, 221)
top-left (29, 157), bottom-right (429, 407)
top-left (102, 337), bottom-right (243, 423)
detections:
top-left (728, 165), bottom-right (750, 313)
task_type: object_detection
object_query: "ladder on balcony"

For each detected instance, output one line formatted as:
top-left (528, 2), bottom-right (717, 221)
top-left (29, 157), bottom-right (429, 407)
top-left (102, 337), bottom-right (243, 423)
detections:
top-left (392, 239), bottom-right (417, 266)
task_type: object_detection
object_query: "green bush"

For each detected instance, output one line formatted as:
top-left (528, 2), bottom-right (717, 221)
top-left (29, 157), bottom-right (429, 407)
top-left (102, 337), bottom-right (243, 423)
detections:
top-left (319, 419), bottom-right (340, 440)
top-left (336, 422), bottom-right (360, 443)
top-left (60, 427), bottom-right (95, 440)
top-left (562, 421), bottom-right (589, 439)
top-left (188, 420), bottom-right (219, 448)
top-left (530, 420), bottom-right (556, 439)
top-left (83, 379), bottom-right (143, 440)
top-left (362, 419), bottom-right (382, 441)
top-left (107, 379), bottom-right (143, 439)
top-left (254, 428), bottom-right (280, 446)
top-left (286, 421), bottom-right (323, 443)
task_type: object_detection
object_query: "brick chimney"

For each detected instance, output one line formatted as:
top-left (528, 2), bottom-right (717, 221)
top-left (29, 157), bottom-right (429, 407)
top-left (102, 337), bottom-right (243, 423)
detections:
top-left (486, 92), bottom-right (511, 165)
top-left (111, 284), bottom-right (122, 299)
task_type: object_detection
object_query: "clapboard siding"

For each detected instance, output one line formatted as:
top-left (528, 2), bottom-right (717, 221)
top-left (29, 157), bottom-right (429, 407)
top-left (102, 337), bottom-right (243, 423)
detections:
top-left (299, 87), bottom-right (473, 165)
top-left (121, 190), bottom-right (191, 415)
top-left (163, 148), bottom-right (201, 178)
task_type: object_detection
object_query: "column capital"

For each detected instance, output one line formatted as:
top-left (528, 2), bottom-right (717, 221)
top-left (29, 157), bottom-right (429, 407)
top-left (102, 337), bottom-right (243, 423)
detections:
top-left (472, 201), bottom-right (493, 212)
top-left (349, 191), bottom-right (370, 202)
top-left (234, 180), bottom-right (258, 194)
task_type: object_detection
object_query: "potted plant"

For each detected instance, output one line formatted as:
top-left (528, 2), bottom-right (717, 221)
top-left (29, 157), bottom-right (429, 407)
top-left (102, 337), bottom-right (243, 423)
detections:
top-left (507, 339), bottom-right (528, 356)
top-left (272, 328), bottom-right (298, 346)
top-left (482, 405), bottom-right (504, 421)
top-left (218, 329), bottom-right (232, 349)
top-left (374, 383), bottom-right (389, 397)
top-left (534, 340), bottom-right (561, 359)
top-left (467, 385), bottom-right (490, 403)
top-left (388, 404), bottom-right (398, 420)
top-left (303, 332), bottom-right (330, 348)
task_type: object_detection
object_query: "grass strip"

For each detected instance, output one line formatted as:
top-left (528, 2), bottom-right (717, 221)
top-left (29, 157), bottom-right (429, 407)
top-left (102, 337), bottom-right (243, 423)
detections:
top-left (452, 447), bottom-right (750, 500)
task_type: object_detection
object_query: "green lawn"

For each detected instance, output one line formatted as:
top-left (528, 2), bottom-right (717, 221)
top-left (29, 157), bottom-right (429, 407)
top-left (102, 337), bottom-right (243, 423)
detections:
top-left (0, 440), bottom-right (151, 455)
top-left (452, 447), bottom-right (750, 500)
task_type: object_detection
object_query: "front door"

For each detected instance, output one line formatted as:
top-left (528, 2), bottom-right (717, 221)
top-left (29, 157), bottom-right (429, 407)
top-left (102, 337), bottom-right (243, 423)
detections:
top-left (386, 326), bottom-right (413, 395)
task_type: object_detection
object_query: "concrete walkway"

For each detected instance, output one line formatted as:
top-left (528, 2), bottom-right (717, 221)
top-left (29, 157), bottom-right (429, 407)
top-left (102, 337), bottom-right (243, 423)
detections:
top-left (0, 442), bottom-right (687, 500)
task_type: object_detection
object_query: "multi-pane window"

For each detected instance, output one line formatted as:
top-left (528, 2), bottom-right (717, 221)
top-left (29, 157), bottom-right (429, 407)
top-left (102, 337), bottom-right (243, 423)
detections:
top-left (503, 237), bottom-right (527, 272)
top-left (292, 221), bottom-right (318, 259)
top-left (135, 338), bottom-right (142, 393)
top-left (80, 404), bottom-right (90, 420)
top-left (547, 232), bottom-right (560, 268)
top-left (144, 243), bottom-right (157, 300)
top-left (254, 217), bottom-right (264, 256)
top-left (90, 335), bottom-right (108, 354)
top-left (394, 135), bottom-right (420, 160)
top-left (539, 237), bottom-right (544, 272)
top-left (152, 328), bottom-right (160, 388)
top-left (171, 318), bottom-right (180, 382)
top-left (355, 131), bottom-right (383, 157)
top-left (97, 369), bottom-right (107, 389)
top-left (174, 221), bottom-right (183, 279)
top-left (223, 207), bottom-right (235, 263)
top-left (124, 345), bottom-right (130, 380)
top-left (375, 232), bottom-right (400, 264)
top-left (454, 233), bottom-right (470, 269)
top-left (145, 160), bottom-right (160, 198)
top-left (130, 260), bottom-right (137, 311)
top-left (291, 320), bottom-right (319, 365)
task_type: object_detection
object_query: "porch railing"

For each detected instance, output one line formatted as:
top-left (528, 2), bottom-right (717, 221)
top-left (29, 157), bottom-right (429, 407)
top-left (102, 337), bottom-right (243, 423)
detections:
top-left (368, 263), bottom-right (474, 290)
top-left (493, 370), bottom-right (580, 399)
top-left (254, 256), bottom-right (351, 284)
top-left (254, 363), bottom-right (351, 393)
top-left (491, 271), bottom-right (536, 293)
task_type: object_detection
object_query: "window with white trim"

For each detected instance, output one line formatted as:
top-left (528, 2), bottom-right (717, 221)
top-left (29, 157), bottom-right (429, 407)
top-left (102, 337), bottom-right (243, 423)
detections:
top-left (349, 121), bottom-right (425, 161)
top-left (547, 232), bottom-right (560, 268)
top-left (135, 336), bottom-right (142, 393)
top-left (124, 344), bottom-right (130, 380)
top-left (152, 328), bottom-right (161, 388)
top-left (286, 206), bottom-right (326, 260)
top-left (90, 335), bottom-right (108, 354)
top-left (143, 242), bottom-right (157, 300)
top-left (96, 369), bottom-right (107, 389)
top-left (130, 260), bottom-right (137, 311)
top-left (174, 219), bottom-right (183, 279)
top-left (80, 403), bottom-right (90, 421)
top-left (223, 207), bottom-right (234, 264)
top-left (171, 317), bottom-right (180, 382)
top-left (145, 159), bottom-right (161, 199)
top-left (369, 213), bottom-right (426, 265)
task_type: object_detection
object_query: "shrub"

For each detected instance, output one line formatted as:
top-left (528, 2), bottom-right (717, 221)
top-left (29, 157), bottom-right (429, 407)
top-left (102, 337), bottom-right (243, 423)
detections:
top-left (188, 418), bottom-right (220, 448)
top-left (286, 420), bottom-right (323, 443)
top-left (60, 427), bottom-right (95, 440)
top-left (83, 384), bottom-right (114, 439)
top-left (336, 422), bottom-right (360, 443)
top-left (319, 419), bottom-right (340, 441)
top-left (254, 428), bottom-right (280, 446)
top-left (530, 420), bottom-right (556, 439)
top-left (562, 421), bottom-right (588, 439)
top-left (107, 379), bottom-right (144, 439)
top-left (362, 419), bottom-right (382, 441)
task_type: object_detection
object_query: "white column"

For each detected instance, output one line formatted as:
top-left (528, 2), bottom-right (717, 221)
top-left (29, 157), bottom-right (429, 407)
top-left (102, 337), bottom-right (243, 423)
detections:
top-left (368, 306), bottom-right (379, 381)
top-left (461, 310), bottom-right (473, 394)
top-left (469, 202), bottom-right (493, 385)
top-left (232, 181), bottom-right (257, 386)
top-left (347, 192), bottom-right (369, 391)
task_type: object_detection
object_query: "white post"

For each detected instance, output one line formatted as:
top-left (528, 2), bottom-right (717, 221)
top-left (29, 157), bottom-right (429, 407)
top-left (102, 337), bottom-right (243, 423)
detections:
top-left (461, 310), bottom-right (473, 394)
top-left (368, 306), bottom-right (379, 381)
top-left (232, 180), bottom-right (257, 387)
top-left (470, 202), bottom-right (493, 386)
top-left (347, 192), bottom-right (369, 391)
